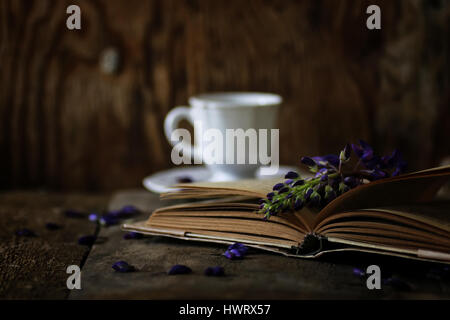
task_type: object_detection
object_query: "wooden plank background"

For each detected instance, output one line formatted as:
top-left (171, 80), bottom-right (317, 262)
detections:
top-left (1, 0), bottom-right (449, 191)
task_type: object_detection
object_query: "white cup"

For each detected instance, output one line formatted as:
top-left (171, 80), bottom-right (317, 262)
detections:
top-left (164, 92), bottom-right (281, 181)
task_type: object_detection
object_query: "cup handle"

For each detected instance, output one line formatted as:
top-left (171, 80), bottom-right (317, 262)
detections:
top-left (164, 106), bottom-right (202, 163)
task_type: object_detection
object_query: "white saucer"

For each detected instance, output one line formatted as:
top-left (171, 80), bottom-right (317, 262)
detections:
top-left (142, 165), bottom-right (299, 194)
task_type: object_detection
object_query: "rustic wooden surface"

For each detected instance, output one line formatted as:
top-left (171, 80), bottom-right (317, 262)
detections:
top-left (1, 0), bottom-right (449, 191)
top-left (0, 192), bottom-right (108, 299)
top-left (68, 190), bottom-right (450, 300)
top-left (0, 190), bottom-right (449, 299)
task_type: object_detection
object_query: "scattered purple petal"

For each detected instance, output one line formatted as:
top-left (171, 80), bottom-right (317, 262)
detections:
top-left (123, 231), bottom-right (144, 240)
top-left (112, 260), bottom-right (136, 273)
top-left (99, 215), bottom-right (119, 226)
top-left (78, 235), bottom-right (96, 246)
top-left (204, 266), bottom-right (225, 277)
top-left (353, 267), bottom-right (365, 277)
top-left (88, 213), bottom-right (99, 222)
top-left (224, 242), bottom-right (248, 260)
top-left (15, 228), bottom-right (36, 237)
top-left (168, 264), bottom-right (192, 275)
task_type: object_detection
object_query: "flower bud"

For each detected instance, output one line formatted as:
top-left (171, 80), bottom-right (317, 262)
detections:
top-left (310, 191), bottom-right (321, 206)
top-left (304, 188), bottom-right (314, 200)
top-left (292, 179), bottom-right (305, 187)
top-left (273, 183), bottom-right (285, 191)
top-left (278, 187), bottom-right (290, 194)
top-left (301, 157), bottom-right (316, 167)
top-left (338, 182), bottom-right (350, 194)
top-left (285, 171), bottom-right (299, 179)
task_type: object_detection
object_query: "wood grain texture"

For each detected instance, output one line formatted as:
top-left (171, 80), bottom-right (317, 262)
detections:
top-left (69, 191), bottom-right (450, 300)
top-left (0, 0), bottom-right (449, 191)
top-left (0, 192), bottom-right (108, 299)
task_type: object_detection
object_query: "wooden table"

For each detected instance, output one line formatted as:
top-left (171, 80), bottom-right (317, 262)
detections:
top-left (1, 190), bottom-right (449, 299)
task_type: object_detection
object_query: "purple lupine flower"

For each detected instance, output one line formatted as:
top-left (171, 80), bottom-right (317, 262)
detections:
top-left (309, 192), bottom-right (321, 207)
top-left (16, 228), bottom-right (36, 237)
top-left (168, 264), bottom-right (192, 275)
top-left (259, 140), bottom-right (408, 218)
top-left (78, 235), bottom-right (96, 246)
top-left (294, 198), bottom-right (303, 211)
top-left (344, 176), bottom-right (359, 188)
top-left (314, 167), bottom-right (328, 178)
top-left (112, 260), bottom-right (136, 273)
top-left (362, 155), bottom-right (381, 170)
top-left (123, 231), bottom-right (144, 240)
top-left (352, 140), bottom-right (375, 162)
top-left (338, 182), bottom-right (350, 194)
top-left (266, 192), bottom-right (275, 200)
top-left (272, 183), bottom-right (285, 191)
top-left (204, 266), bottom-right (225, 277)
top-left (300, 156), bottom-right (316, 167)
top-left (371, 169), bottom-right (387, 180)
top-left (351, 143), bottom-right (364, 159)
top-left (285, 171), bottom-right (299, 179)
top-left (64, 209), bottom-right (86, 219)
top-left (304, 188), bottom-right (314, 200)
top-left (292, 179), bottom-right (304, 187)
top-left (340, 144), bottom-right (351, 162)
top-left (324, 190), bottom-right (336, 203)
top-left (45, 223), bottom-right (62, 230)
top-left (312, 154), bottom-right (340, 168)
top-left (278, 187), bottom-right (290, 194)
top-left (390, 150), bottom-right (407, 176)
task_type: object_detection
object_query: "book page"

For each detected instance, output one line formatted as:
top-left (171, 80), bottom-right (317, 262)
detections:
top-left (314, 166), bottom-right (450, 228)
top-left (162, 178), bottom-right (280, 199)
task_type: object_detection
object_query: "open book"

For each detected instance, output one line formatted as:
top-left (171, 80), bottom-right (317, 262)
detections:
top-left (123, 165), bottom-right (450, 263)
